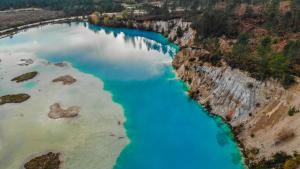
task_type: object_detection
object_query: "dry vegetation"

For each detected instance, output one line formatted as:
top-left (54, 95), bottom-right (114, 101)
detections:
top-left (275, 129), bottom-right (296, 146)
top-left (0, 8), bottom-right (65, 31)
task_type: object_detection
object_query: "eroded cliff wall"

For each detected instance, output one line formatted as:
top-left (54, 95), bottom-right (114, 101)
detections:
top-left (94, 17), bottom-right (300, 165)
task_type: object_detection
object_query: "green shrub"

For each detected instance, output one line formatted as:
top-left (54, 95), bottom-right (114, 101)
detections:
top-left (176, 27), bottom-right (184, 38)
top-left (249, 152), bottom-right (291, 169)
top-left (283, 41), bottom-right (300, 65)
top-left (284, 159), bottom-right (298, 169)
top-left (288, 106), bottom-right (299, 116)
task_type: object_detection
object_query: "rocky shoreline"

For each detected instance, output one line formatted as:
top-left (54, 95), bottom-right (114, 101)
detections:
top-left (88, 15), bottom-right (300, 168)
top-left (88, 16), bottom-right (251, 165)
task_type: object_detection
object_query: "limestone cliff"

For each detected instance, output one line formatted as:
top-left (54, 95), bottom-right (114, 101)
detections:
top-left (172, 47), bottom-right (284, 126)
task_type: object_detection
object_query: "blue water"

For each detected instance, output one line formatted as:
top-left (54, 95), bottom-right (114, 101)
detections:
top-left (22, 81), bottom-right (37, 90)
top-left (0, 23), bottom-right (244, 169)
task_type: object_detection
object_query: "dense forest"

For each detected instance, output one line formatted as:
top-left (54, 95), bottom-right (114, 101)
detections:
top-left (0, 0), bottom-right (123, 14)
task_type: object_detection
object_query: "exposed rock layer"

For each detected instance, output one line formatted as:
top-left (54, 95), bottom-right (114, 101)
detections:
top-left (172, 47), bottom-right (284, 125)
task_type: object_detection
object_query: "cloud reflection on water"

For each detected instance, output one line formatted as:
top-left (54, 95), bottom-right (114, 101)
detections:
top-left (0, 23), bottom-right (178, 81)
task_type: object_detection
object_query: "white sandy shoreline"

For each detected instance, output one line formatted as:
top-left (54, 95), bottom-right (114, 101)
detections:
top-left (0, 50), bottom-right (129, 169)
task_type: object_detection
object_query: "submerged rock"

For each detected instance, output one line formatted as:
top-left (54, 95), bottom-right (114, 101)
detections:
top-left (24, 152), bottom-right (61, 169)
top-left (52, 75), bottom-right (76, 85)
top-left (11, 71), bottom-right (38, 83)
top-left (0, 94), bottom-right (30, 105)
top-left (48, 103), bottom-right (80, 119)
top-left (18, 59), bottom-right (34, 66)
top-left (54, 62), bottom-right (68, 67)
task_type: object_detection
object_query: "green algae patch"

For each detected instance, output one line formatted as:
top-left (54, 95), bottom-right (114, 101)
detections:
top-left (24, 152), bottom-right (61, 169)
top-left (0, 94), bottom-right (30, 105)
top-left (11, 71), bottom-right (38, 83)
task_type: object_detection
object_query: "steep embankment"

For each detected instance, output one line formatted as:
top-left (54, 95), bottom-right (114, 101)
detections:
top-left (91, 16), bottom-right (300, 167)
top-left (173, 47), bottom-right (300, 163)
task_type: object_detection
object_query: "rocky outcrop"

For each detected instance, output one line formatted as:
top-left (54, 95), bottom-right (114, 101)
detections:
top-left (24, 152), bottom-right (61, 169)
top-left (52, 75), bottom-right (77, 85)
top-left (132, 19), bottom-right (196, 47)
top-left (48, 103), bottom-right (80, 119)
top-left (54, 62), bottom-right (68, 67)
top-left (18, 59), bottom-right (34, 66)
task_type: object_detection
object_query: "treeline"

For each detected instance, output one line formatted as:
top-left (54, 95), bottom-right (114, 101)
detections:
top-left (227, 35), bottom-right (299, 87)
top-left (176, 0), bottom-right (299, 35)
top-left (150, 0), bottom-right (299, 87)
top-left (138, 0), bottom-right (299, 34)
top-left (0, 0), bottom-right (123, 14)
top-left (198, 36), bottom-right (299, 88)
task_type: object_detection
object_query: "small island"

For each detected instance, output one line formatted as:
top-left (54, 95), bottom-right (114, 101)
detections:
top-left (11, 71), bottom-right (38, 83)
top-left (24, 152), bottom-right (61, 169)
top-left (0, 94), bottom-right (30, 105)
top-left (52, 75), bottom-right (77, 85)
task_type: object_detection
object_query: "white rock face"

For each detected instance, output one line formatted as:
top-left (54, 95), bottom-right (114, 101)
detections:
top-left (193, 65), bottom-right (265, 123)
top-left (127, 19), bottom-right (270, 124)
top-left (130, 19), bottom-right (196, 46)
top-left (173, 47), bottom-right (283, 126)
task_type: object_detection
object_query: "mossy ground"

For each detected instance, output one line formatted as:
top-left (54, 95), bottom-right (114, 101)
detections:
top-left (11, 71), bottom-right (38, 83)
top-left (0, 94), bottom-right (30, 105)
top-left (24, 152), bottom-right (61, 169)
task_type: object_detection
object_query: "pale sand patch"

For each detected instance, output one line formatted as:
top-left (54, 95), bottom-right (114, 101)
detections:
top-left (48, 103), bottom-right (80, 119)
top-left (0, 51), bottom-right (129, 169)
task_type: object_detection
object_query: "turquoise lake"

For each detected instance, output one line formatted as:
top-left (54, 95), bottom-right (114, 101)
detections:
top-left (0, 22), bottom-right (244, 169)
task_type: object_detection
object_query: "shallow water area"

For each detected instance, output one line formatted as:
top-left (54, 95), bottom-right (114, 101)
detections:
top-left (0, 22), bottom-right (244, 169)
